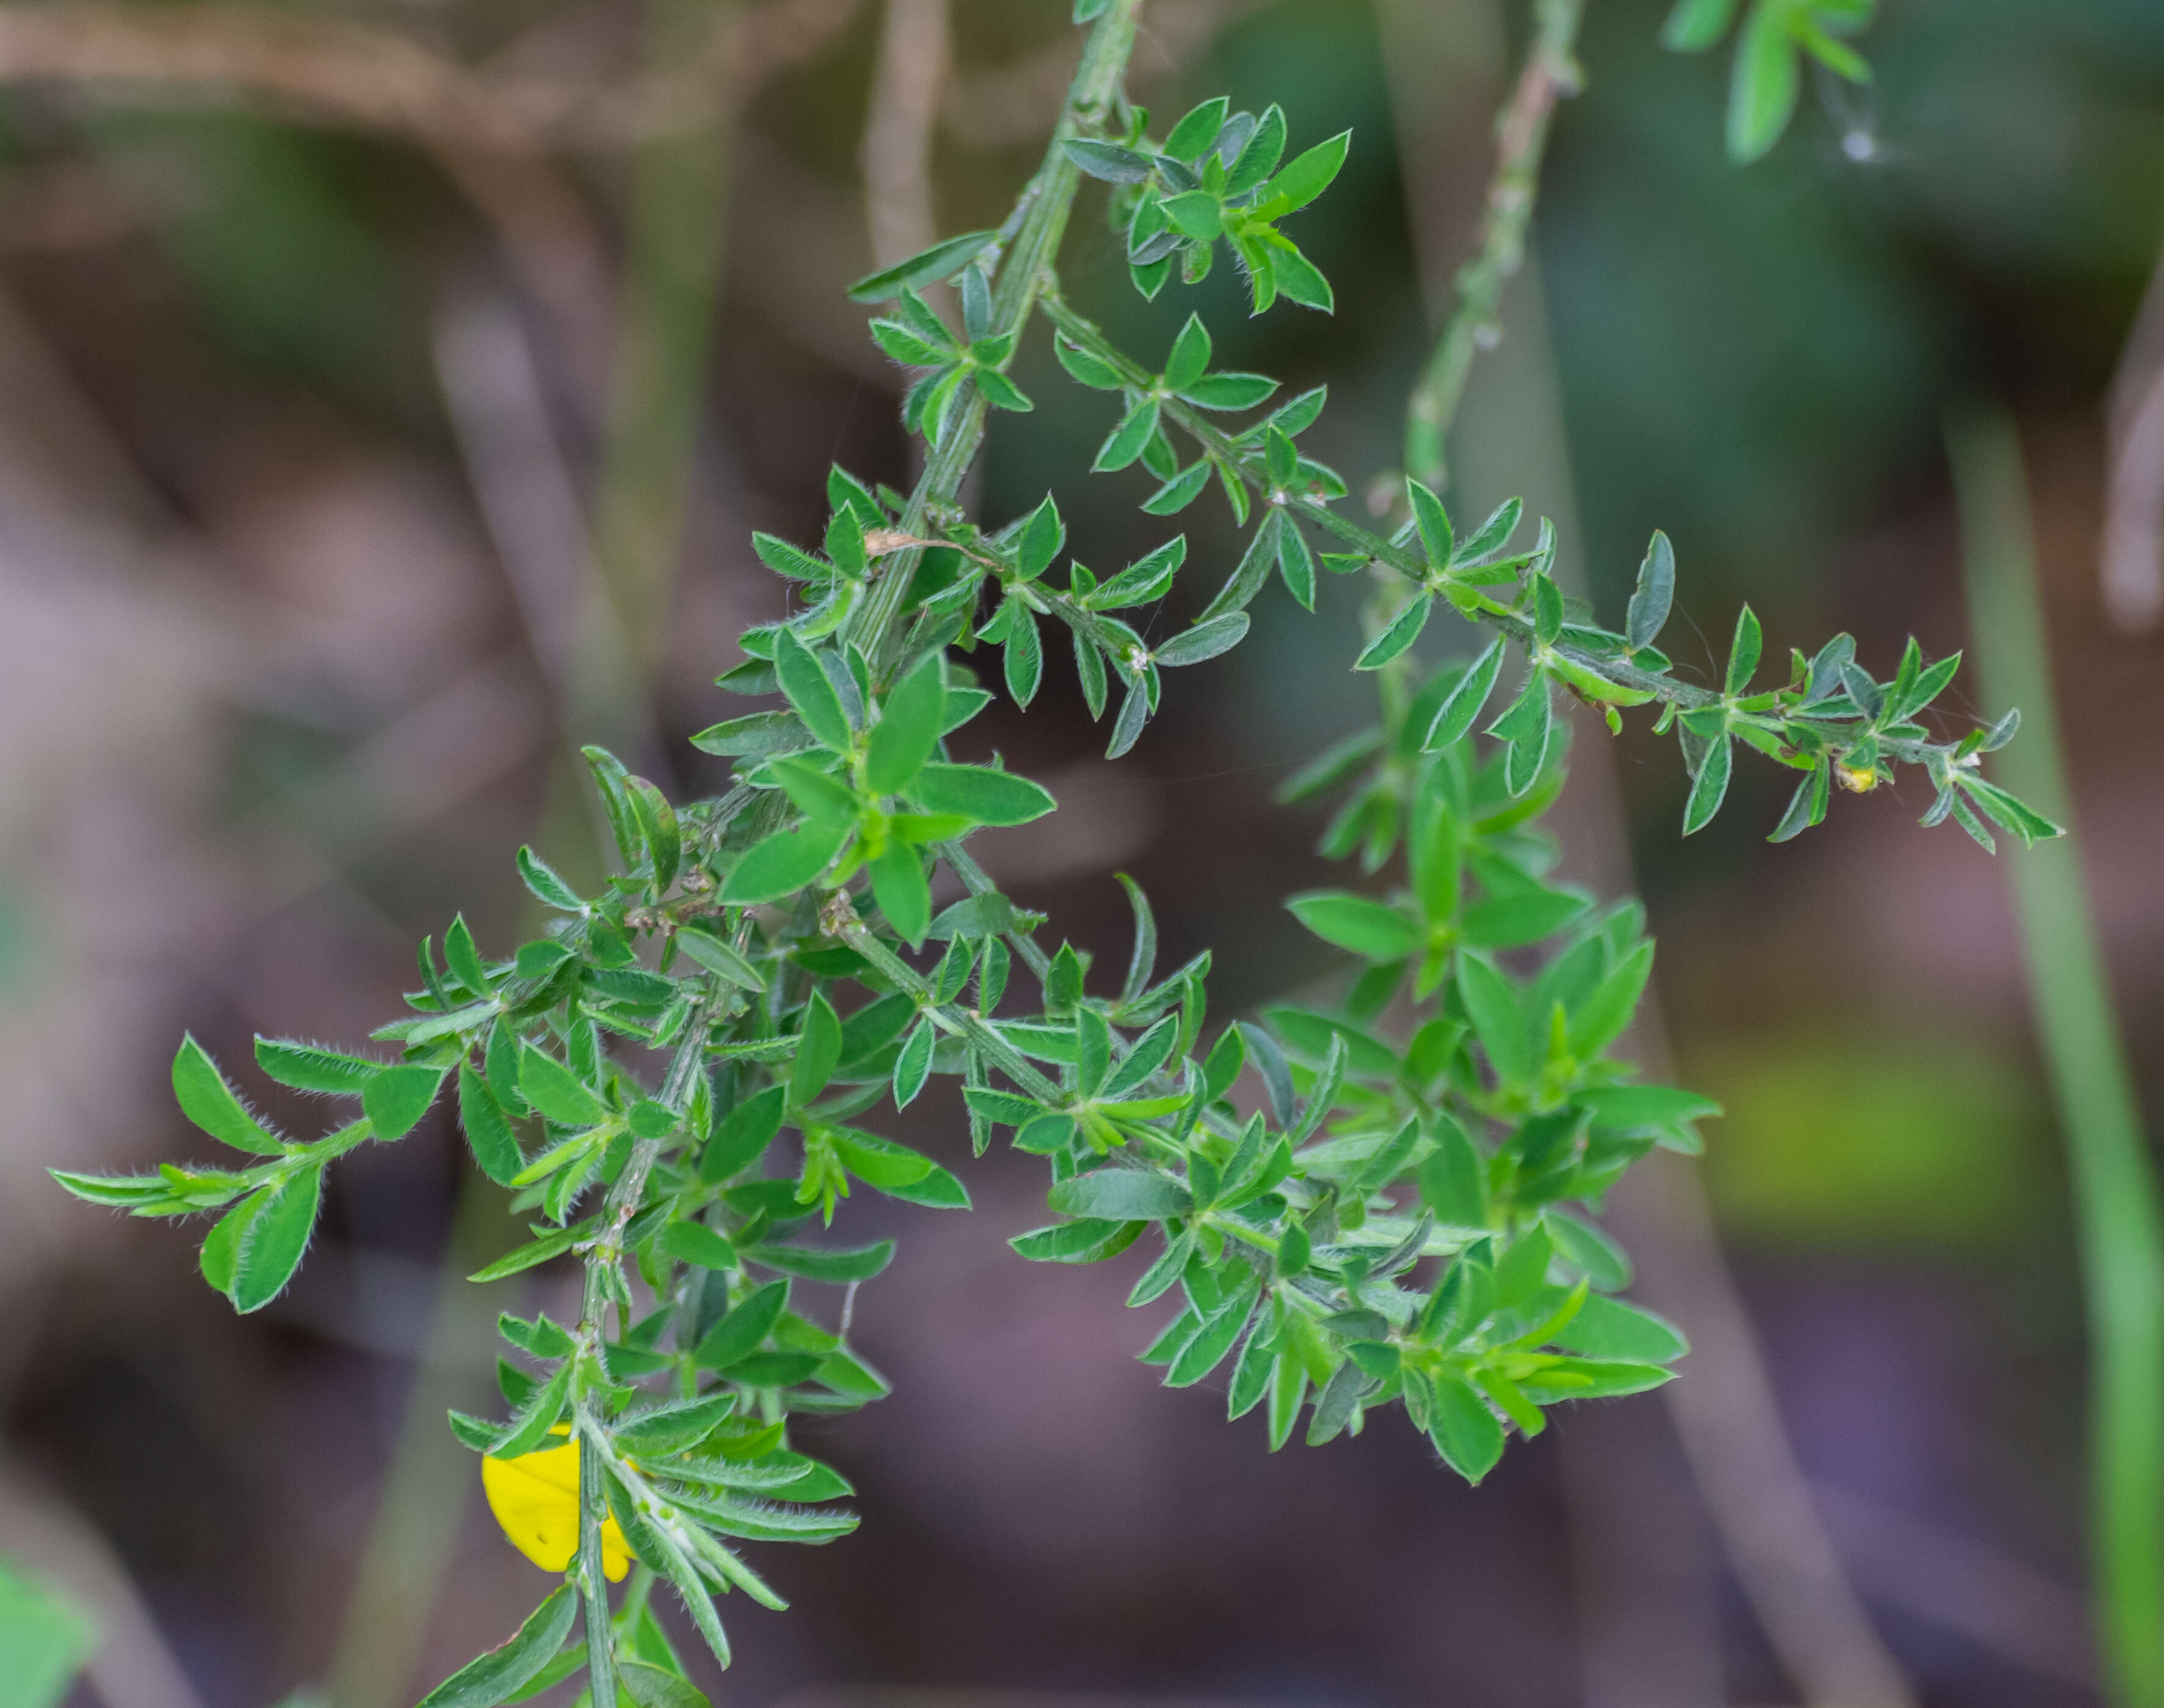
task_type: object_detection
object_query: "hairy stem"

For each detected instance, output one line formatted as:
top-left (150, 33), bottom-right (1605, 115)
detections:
top-left (573, 990), bottom-right (714, 1703)
top-left (1951, 406), bottom-right (2164, 1708)
top-left (843, 0), bottom-right (1143, 673)
top-left (1404, 0), bottom-right (1586, 492)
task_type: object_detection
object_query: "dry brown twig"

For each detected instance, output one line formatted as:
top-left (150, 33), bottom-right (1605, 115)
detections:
top-left (943, 0), bottom-right (1272, 147)
top-left (2103, 246), bottom-right (2164, 633)
top-left (861, 0), bottom-right (950, 272)
top-left (0, 0), bottom-right (859, 152)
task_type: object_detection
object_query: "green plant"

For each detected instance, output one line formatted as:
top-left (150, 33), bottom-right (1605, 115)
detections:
top-left (54, 3), bottom-right (2055, 1705)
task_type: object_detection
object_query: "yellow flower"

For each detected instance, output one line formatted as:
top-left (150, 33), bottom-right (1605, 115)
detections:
top-left (1835, 761), bottom-right (1880, 794)
top-left (482, 1433), bottom-right (632, 1581)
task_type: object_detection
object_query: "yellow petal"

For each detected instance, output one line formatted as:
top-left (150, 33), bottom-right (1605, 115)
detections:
top-left (482, 1440), bottom-right (631, 1581)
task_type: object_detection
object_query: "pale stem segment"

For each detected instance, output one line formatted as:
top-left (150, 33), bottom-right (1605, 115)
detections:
top-left (1404, 0), bottom-right (1586, 493)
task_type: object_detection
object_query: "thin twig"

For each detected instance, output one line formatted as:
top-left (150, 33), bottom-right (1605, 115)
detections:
top-left (0, 1460), bottom-right (209, 1708)
top-left (1403, 0), bottom-right (1584, 493)
top-left (588, 0), bottom-right (739, 682)
top-left (0, 0), bottom-right (861, 152)
top-left (861, 0), bottom-right (950, 273)
top-left (1952, 405), bottom-right (2164, 1708)
top-left (431, 284), bottom-right (668, 781)
top-left (2103, 248), bottom-right (2164, 633)
top-left (941, 0), bottom-right (1269, 149)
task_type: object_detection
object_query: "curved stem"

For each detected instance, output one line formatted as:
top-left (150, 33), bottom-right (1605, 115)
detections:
top-left (843, 0), bottom-right (1144, 675)
top-left (1952, 407), bottom-right (2164, 1708)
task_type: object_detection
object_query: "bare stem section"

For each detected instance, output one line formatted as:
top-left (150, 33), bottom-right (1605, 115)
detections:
top-left (1952, 406), bottom-right (2164, 1708)
top-left (1404, 0), bottom-right (1585, 492)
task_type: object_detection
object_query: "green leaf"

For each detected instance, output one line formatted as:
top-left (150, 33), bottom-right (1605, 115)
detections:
top-left (1682, 737), bottom-right (1733, 835)
top-left (1160, 191), bottom-right (1223, 241)
top-left (791, 994), bottom-right (843, 1106)
top-left (1355, 593), bottom-right (1432, 671)
top-left (673, 926), bottom-right (765, 993)
top-left (1407, 479), bottom-right (1453, 563)
top-left (1154, 613), bottom-right (1248, 668)
top-left (1062, 139), bottom-right (1157, 183)
top-left (1458, 953), bottom-right (1531, 1085)
top-left (1168, 1288), bottom-right (1258, 1387)
top-left (1095, 396), bottom-right (1162, 472)
top-left (1626, 530), bottom-right (1675, 649)
top-left (1270, 242), bottom-right (1334, 314)
top-left (1456, 496), bottom-right (1524, 564)
top-left (695, 1281), bottom-right (788, 1369)
top-left (720, 819), bottom-right (852, 904)
top-left (661, 1221), bottom-right (738, 1271)
top-left (1285, 892), bottom-right (1419, 961)
top-left (1164, 97), bottom-right (1231, 162)
top-left (1571, 941), bottom-right (1654, 1060)
top-left (254, 1037), bottom-right (382, 1096)
top-left (1579, 1084), bottom-right (1722, 1131)
top-left (1002, 605), bottom-right (1043, 707)
top-left (458, 1065), bottom-right (524, 1186)
top-left (1554, 1294), bottom-right (1691, 1363)
top-left (1426, 1371), bottom-right (1505, 1484)
top-left (1726, 604), bottom-right (1762, 695)
top-left (1258, 130), bottom-right (1351, 214)
top-left (1054, 334), bottom-right (1125, 390)
top-left (772, 630), bottom-right (853, 752)
top-left (746, 1240), bottom-right (895, 1284)
top-left (1517, 1359), bottom-right (1675, 1402)
top-left (199, 1192), bottom-right (260, 1298)
top-left (975, 368), bottom-right (1034, 413)
top-left (626, 777), bottom-right (681, 890)
top-left (1142, 462), bottom-right (1214, 514)
top-left (1728, 0), bottom-right (1802, 162)
top-left (468, 1219), bottom-right (589, 1282)
top-left (516, 846), bottom-right (584, 912)
top-left (1012, 1218), bottom-right (1143, 1263)
top-left (1163, 314), bottom-right (1213, 391)
top-left (911, 763), bottom-right (1056, 826)
top-left (519, 1049), bottom-right (605, 1128)
top-left (1225, 104), bottom-right (1288, 197)
top-left (891, 1022), bottom-right (935, 1110)
top-left (1421, 639), bottom-right (1505, 752)
top-left (0, 1559), bottom-right (95, 1708)
top-left (1086, 536), bottom-right (1186, 609)
top-left (1417, 1116), bottom-right (1487, 1227)
top-left (1662, 0), bottom-right (1743, 50)
top-left (1017, 494), bottom-right (1066, 579)
top-left (232, 1162), bottom-right (324, 1313)
top-left (1460, 889), bottom-right (1590, 950)
top-left (415, 1584), bottom-right (580, 1708)
top-left (1180, 372), bottom-right (1278, 411)
top-left (1047, 1168), bottom-right (1193, 1221)
top-left (363, 1065), bottom-right (446, 1141)
top-left (172, 1035), bottom-right (285, 1155)
top-left (870, 843), bottom-right (932, 948)
top-left (846, 229), bottom-right (998, 301)
top-left (618, 1662), bottom-right (710, 1708)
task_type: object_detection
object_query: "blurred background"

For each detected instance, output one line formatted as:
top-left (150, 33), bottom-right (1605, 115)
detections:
top-left (1, 0), bottom-right (2159, 1704)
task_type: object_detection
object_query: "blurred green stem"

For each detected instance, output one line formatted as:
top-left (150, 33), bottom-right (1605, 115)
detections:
top-left (590, 0), bottom-right (738, 676)
top-left (1403, 0), bottom-right (1584, 492)
top-left (1951, 406), bottom-right (2164, 1708)
top-left (327, 1178), bottom-right (510, 1708)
